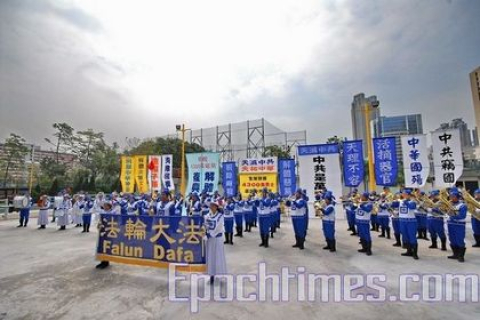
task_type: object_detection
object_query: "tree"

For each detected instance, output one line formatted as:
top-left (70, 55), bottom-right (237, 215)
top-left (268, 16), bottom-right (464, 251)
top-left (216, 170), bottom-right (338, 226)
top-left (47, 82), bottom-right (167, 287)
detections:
top-left (45, 123), bottom-right (74, 163)
top-left (263, 145), bottom-right (291, 159)
top-left (74, 129), bottom-right (105, 165)
top-left (1, 133), bottom-right (29, 187)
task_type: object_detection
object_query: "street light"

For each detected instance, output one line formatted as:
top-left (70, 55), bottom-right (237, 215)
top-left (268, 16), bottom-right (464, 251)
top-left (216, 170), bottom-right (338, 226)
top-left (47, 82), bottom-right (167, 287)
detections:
top-left (363, 97), bottom-right (380, 192)
top-left (176, 124), bottom-right (191, 195)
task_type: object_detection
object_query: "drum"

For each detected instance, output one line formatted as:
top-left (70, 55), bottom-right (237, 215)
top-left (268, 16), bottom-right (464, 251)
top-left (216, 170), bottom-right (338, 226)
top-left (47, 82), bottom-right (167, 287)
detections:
top-left (13, 196), bottom-right (29, 209)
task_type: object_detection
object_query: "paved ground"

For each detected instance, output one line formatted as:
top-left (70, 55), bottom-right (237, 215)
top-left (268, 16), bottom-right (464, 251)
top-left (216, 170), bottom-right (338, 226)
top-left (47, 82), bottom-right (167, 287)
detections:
top-left (1, 212), bottom-right (480, 320)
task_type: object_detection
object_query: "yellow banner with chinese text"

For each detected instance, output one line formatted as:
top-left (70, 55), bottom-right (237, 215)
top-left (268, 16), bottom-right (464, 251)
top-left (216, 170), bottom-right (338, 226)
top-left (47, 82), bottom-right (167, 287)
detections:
top-left (239, 173), bottom-right (278, 198)
top-left (133, 155), bottom-right (149, 193)
top-left (120, 156), bottom-right (135, 193)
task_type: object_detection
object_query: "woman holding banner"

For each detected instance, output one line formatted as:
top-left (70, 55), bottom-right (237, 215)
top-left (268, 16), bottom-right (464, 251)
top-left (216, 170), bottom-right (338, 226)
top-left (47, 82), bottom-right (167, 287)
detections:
top-left (205, 201), bottom-right (227, 284)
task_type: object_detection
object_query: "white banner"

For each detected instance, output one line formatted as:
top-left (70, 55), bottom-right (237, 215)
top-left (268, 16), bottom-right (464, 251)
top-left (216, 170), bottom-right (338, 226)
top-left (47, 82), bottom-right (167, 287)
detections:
top-left (297, 144), bottom-right (342, 201)
top-left (432, 129), bottom-right (463, 188)
top-left (161, 154), bottom-right (174, 191)
top-left (239, 157), bottom-right (277, 174)
top-left (148, 155), bottom-right (162, 192)
top-left (401, 135), bottom-right (430, 188)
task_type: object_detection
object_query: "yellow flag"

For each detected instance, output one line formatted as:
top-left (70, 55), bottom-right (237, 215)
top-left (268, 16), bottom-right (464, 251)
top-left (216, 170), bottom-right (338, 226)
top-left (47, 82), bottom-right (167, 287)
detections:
top-left (120, 156), bottom-right (135, 193)
top-left (134, 155), bottom-right (149, 193)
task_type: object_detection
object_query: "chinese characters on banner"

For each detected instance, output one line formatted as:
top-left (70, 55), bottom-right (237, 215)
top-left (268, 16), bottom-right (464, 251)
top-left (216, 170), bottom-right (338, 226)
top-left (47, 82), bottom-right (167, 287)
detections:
top-left (120, 156), bottom-right (135, 193)
top-left (161, 155), bottom-right (174, 192)
top-left (134, 156), bottom-right (149, 193)
top-left (432, 129), bottom-right (463, 188)
top-left (239, 158), bottom-right (277, 173)
top-left (297, 144), bottom-right (342, 201)
top-left (278, 159), bottom-right (296, 197)
top-left (401, 135), bottom-right (430, 188)
top-left (222, 162), bottom-right (238, 197)
top-left (238, 157), bottom-right (278, 197)
top-left (186, 153), bottom-right (220, 194)
top-left (148, 156), bottom-right (162, 192)
top-left (342, 140), bottom-right (364, 187)
top-left (238, 173), bottom-right (277, 197)
top-left (96, 214), bottom-right (206, 272)
top-left (373, 137), bottom-right (398, 186)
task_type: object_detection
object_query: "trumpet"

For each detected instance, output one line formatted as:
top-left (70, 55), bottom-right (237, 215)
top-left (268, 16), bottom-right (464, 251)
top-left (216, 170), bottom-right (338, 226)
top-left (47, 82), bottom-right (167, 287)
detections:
top-left (461, 189), bottom-right (480, 220)
top-left (438, 189), bottom-right (458, 217)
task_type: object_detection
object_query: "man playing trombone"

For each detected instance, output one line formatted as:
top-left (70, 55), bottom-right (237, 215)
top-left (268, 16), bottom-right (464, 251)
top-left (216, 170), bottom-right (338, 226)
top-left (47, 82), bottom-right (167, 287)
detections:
top-left (447, 188), bottom-right (468, 263)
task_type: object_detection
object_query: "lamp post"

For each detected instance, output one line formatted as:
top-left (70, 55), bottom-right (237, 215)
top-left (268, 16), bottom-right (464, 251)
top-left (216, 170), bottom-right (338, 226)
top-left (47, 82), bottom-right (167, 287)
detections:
top-left (176, 124), bottom-right (191, 195)
top-left (363, 98), bottom-right (380, 192)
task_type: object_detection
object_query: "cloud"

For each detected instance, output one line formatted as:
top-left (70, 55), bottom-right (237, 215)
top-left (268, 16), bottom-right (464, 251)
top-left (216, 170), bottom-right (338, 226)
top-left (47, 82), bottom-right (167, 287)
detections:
top-left (1, 0), bottom-right (479, 148)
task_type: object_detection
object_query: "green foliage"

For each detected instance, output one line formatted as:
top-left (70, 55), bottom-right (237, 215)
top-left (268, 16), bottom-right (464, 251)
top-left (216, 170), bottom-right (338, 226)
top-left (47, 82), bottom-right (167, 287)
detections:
top-left (1, 133), bottom-right (29, 187)
top-left (263, 145), bottom-right (291, 159)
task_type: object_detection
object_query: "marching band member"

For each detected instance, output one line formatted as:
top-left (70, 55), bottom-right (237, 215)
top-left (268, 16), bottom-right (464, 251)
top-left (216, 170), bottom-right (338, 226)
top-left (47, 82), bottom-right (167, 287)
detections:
top-left (190, 192), bottom-right (203, 216)
top-left (243, 195), bottom-right (254, 233)
top-left (80, 195), bottom-right (94, 233)
top-left (257, 191), bottom-right (272, 248)
top-left (96, 202), bottom-right (114, 270)
top-left (303, 189), bottom-right (310, 236)
top-left (472, 189), bottom-right (480, 248)
top-left (377, 194), bottom-right (391, 239)
top-left (51, 192), bottom-right (63, 223)
top-left (286, 188), bottom-right (307, 250)
top-left (205, 200), bottom-right (227, 284)
top-left (57, 194), bottom-right (72, 231)
top-left (17, 192), bottom-right (32, 228)
top-left (111, 192), bottom-right (121, 214)
top-left (447, 189), bottom-right (467, 263)
top-left (223, 197), bottom-right (235, 245)
top-left (72, 194), bottom-right (84, 227)
top-left (415, 191), bottom-right (429, 240)
top-left (126, 195), bottom-right (138, 215)
top-left (233, 194), bottom-right (244, 237)
top-left (399, 189), bottom-right (419, 260)
top-left (390, 194), bottom-right (402, 247)
top-left (93, 192), bottom-right (106, 223)
top-left (345, 190), bottom-right (358, 236)
top-left (274, 193), bottom-right (282, 229)
top-left (37, 195), bottom-right (50, 229)
top-left (320, 192), bottom-right (336, 252)
top-left (156, 190), bottom-right (175, 216)
top-left (426, 190), bottom-right (447, 251)
top-left (174, 193), bottom-right (184, 216)
top-left (269, 192), bottom-right (278, 237)
top-left (356, 192), bottom-right (373, 256)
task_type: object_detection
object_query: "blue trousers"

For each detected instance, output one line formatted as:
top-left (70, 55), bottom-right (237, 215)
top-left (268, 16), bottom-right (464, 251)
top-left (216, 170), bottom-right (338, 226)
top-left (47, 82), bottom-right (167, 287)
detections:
top-left (377, 215), bottom-right (390, 229)
top-left (276, 208), bottom-right (281, 227)
top-left (370, 214), bottom-right (377, 226)
top-left (19, 209), bottom-right (30, 225)
top-left (224, 217), bottom-right (234, 233)
top-left (346, 210), bottom-right (356, 228)
top-left (427, 217), bottom-right (445, 239)
top-left (82, 214), bottom-right (92, 225)
top-left (234, 213), bottom-right (244, 228)
top-left (448, 222), bottom-right (466, 247)
top-left (472, 217), bottom-right (480, 236)
top-left (244, 211), bottom-right (254, 225)
top-left (392, 217), bottom-right (400, 236)
top-left (415, 213), bottom-right (427, 230)
top-left (357, 220), bottom-right (371, 242)
top-left (292, 215), bottom-right (307, 238)
top-left (400, 218), bottom-right (418, 246)
top-left (322, 220), bottom-right (335, 241)
top-left (259, 214), bottom-right (271, 236)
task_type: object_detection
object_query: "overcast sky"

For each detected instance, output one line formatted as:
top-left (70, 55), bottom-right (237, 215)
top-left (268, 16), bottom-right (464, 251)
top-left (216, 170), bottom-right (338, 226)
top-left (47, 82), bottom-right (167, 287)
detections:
top-left (1, 0), bottom-right (479, 148)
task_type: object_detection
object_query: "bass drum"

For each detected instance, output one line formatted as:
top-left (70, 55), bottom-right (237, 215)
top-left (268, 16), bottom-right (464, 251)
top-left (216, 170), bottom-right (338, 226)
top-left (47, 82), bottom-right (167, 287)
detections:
top-left (13, 196), bottom-right (29, 209)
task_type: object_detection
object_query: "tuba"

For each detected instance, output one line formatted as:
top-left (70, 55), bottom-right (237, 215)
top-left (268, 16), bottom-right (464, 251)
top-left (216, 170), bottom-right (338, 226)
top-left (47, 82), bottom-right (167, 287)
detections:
top-left (461, 189), bottom-right (480, 220)
top-left (314, 200), bottom-right (326, 217)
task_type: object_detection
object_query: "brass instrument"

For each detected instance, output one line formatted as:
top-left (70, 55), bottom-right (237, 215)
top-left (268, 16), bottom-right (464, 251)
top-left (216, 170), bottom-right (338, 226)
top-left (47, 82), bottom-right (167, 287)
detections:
top-left (314, 200), bottom-right (326, 217)
top-left (438, 189), bottom-right (458, 217)
top-left (461, 189), bottom-right (480, 220)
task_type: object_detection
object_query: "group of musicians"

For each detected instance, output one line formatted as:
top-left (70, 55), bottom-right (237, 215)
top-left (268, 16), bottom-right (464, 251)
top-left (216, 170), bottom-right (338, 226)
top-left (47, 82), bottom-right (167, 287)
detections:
top-left (12, 185), bottom-right (480, 265)
top-left (341, 186), bottom-right (480, 263)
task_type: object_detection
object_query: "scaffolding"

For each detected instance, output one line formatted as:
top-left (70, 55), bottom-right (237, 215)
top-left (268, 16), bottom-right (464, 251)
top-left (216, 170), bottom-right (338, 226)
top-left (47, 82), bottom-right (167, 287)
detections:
top-left (162, 118), bottom-right (307, 162)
